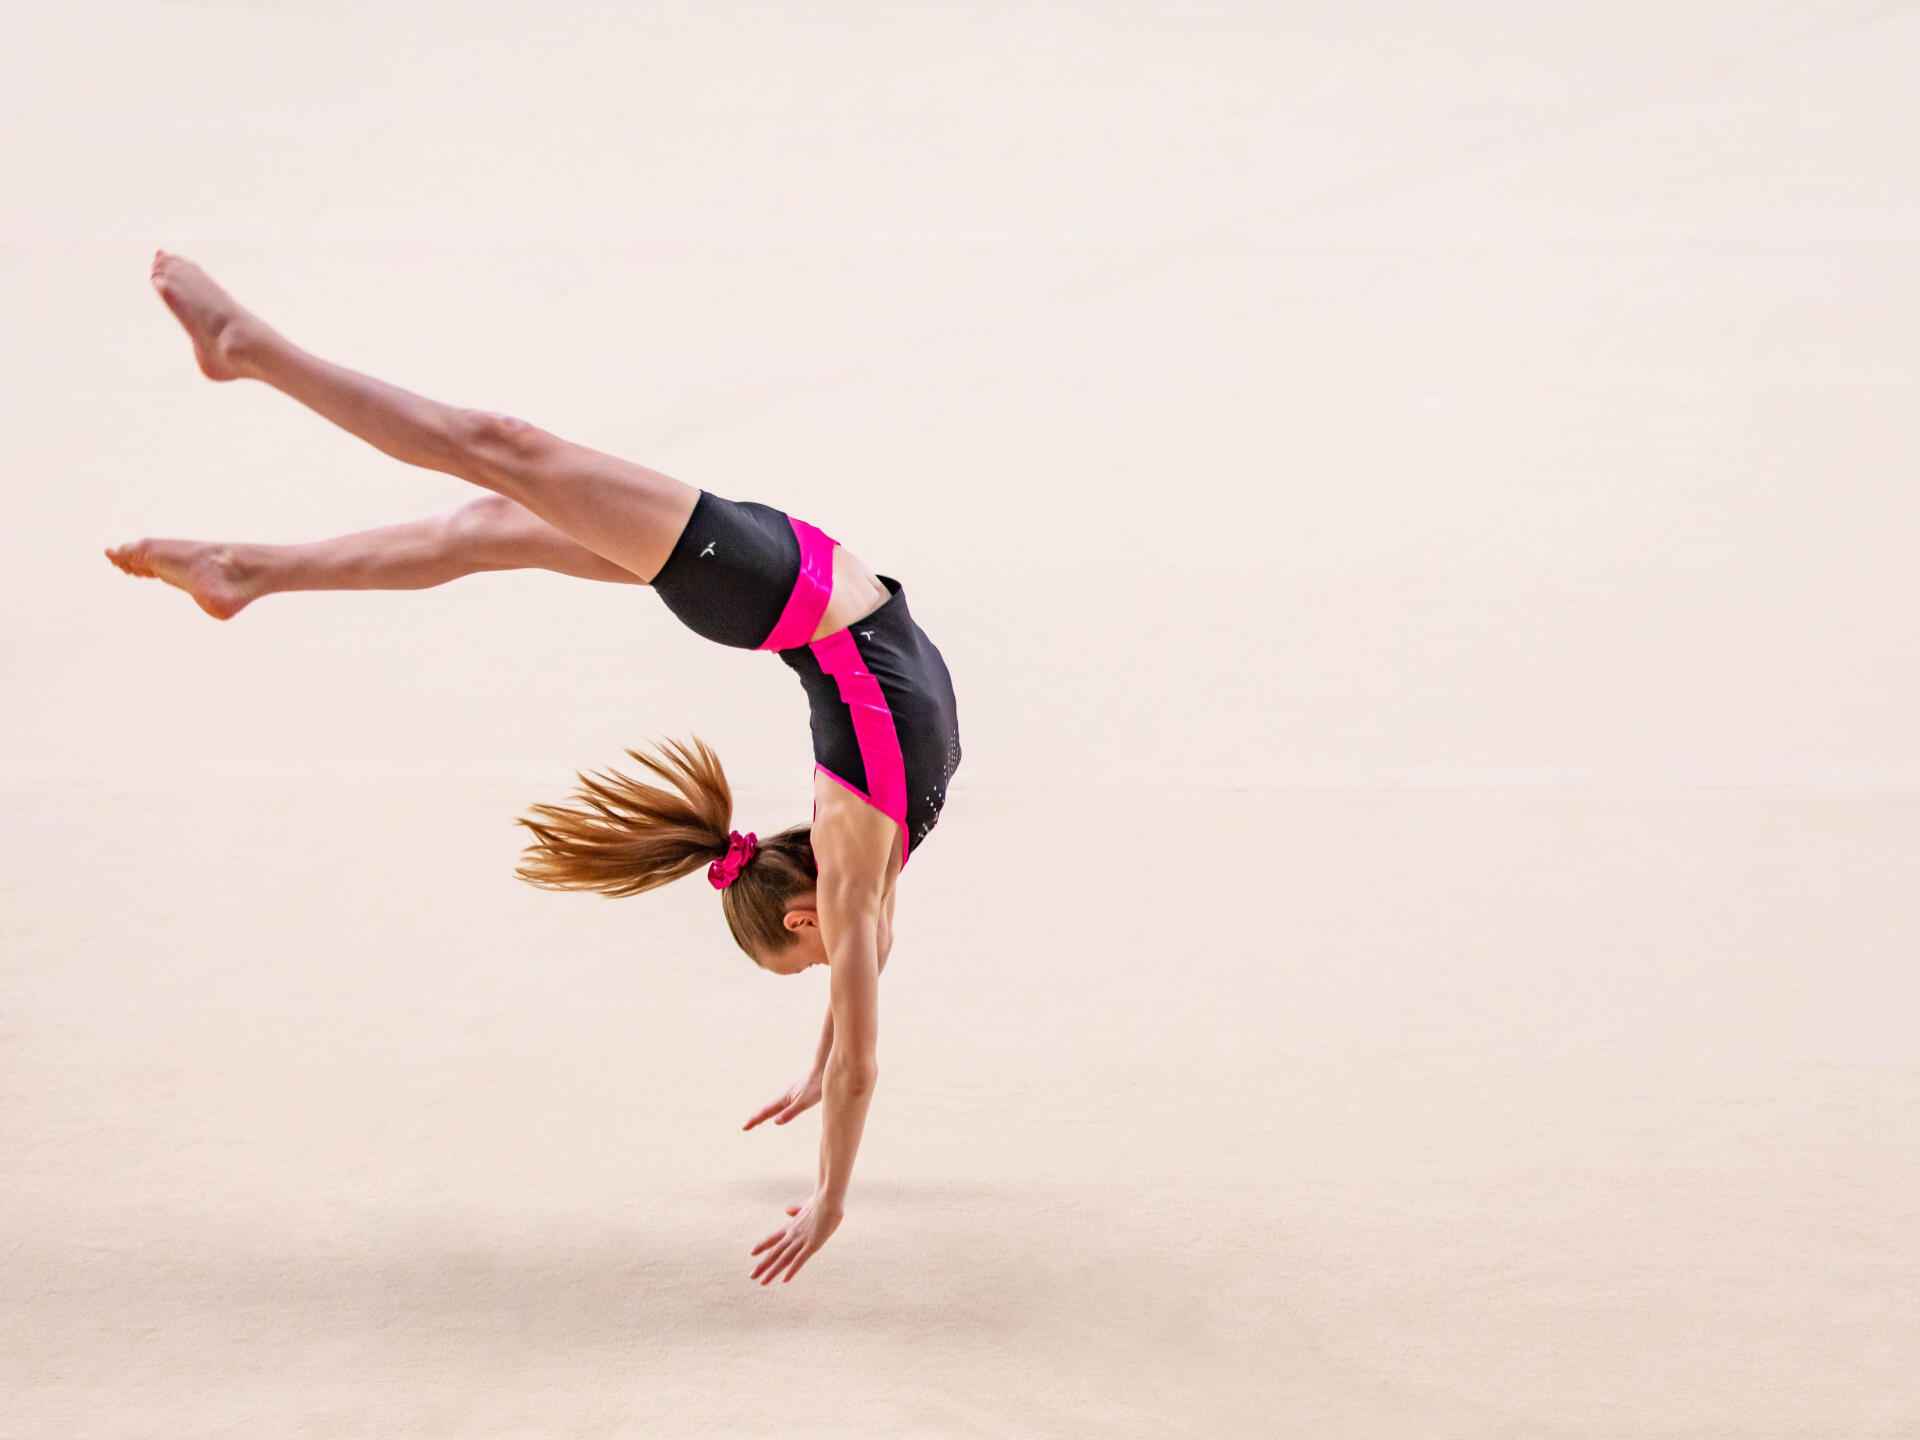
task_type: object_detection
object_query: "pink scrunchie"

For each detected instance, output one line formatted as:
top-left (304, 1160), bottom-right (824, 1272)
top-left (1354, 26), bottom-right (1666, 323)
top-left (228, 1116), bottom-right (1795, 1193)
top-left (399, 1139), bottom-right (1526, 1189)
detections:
top-left (707, 829), bottom-right (758, 889)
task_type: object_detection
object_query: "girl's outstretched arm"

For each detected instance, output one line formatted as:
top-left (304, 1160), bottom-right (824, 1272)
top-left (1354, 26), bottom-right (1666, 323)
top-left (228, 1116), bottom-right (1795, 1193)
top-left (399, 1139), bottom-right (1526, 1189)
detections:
top-left (748, 788), bottom-right (896, 1285)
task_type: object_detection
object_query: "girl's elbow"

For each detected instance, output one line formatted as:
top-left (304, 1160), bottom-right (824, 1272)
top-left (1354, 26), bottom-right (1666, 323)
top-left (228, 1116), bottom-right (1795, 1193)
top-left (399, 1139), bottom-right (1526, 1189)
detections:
top-left (831, 1056), bottom-right (879, 1097)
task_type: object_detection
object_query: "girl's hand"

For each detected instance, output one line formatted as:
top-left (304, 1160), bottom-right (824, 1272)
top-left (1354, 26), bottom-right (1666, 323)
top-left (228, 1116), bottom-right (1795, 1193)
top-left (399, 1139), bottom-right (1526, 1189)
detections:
top-left (749, 1193), bottom-right (844, 1285)
top-left (741, 1073), bottom-right (823, 1130)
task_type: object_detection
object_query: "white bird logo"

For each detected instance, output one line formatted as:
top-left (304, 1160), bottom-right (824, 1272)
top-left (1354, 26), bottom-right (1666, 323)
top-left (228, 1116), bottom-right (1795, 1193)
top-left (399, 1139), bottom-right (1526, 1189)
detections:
top-left (859, 629), bottom-right (875, 640)
top-left (700, 542), bottom-right (716, 558)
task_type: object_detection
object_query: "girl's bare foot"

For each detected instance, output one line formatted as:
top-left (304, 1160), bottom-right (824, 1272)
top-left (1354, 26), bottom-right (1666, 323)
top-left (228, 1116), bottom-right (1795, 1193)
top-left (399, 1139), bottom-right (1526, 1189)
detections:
top-left (104, 539), bottom-right (262, 620)
top-left (149, 250), bottom-right (273, 382)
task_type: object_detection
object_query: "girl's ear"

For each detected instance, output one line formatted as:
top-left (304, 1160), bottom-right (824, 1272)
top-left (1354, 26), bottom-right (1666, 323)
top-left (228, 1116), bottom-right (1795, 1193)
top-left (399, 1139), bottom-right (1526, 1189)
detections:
top-left (782, 907), bottom-right (820, 932)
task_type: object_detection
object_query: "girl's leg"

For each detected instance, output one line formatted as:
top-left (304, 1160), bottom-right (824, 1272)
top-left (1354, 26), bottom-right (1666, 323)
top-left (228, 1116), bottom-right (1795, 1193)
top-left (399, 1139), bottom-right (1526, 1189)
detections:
top-left (106, 494), bottom-right (639, 621)
top-left (148, 251), bottom-right (700, 581)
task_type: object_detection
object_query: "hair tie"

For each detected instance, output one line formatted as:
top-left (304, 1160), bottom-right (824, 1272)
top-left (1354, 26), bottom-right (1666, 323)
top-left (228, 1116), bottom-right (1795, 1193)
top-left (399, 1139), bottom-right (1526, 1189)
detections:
top-left (707, 829), bottom-right (757, 889)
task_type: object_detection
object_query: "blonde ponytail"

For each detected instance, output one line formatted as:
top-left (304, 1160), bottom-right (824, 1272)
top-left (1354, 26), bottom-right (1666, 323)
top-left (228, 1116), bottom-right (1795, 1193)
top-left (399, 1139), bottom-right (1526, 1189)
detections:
top-left (515, 735), bottom-right (731, 897)
top-left (515, 735), bottom-right (818, 963)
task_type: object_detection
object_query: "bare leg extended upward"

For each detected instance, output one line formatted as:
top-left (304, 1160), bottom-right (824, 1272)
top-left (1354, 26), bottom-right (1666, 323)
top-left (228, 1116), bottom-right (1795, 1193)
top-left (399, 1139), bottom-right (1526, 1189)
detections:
top-left (109, 251), bottom-right (700, 616)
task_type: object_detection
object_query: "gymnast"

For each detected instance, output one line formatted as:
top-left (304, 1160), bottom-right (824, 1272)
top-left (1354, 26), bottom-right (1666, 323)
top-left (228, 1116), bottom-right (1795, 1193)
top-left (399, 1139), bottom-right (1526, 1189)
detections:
top-left (106, 253), bottom-right (963, 1286)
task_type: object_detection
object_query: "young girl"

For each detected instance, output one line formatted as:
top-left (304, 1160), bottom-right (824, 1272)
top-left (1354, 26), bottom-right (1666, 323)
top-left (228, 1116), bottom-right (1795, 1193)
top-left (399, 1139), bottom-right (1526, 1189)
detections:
top-left (106, 253), bottom-right (962, 1286)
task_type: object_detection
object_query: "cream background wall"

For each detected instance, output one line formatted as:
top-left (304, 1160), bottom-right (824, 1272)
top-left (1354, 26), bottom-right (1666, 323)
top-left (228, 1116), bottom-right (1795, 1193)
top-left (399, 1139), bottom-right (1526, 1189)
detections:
top-left (6, 0), bottom-right (1916, 791)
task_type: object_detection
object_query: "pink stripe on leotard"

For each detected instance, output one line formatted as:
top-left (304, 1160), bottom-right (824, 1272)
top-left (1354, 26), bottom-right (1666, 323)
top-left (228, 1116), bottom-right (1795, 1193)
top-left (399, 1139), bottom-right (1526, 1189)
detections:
top-left (758, 516), bottom-right (838, 651)
top-left (809, 629), bottom-right (911, 857)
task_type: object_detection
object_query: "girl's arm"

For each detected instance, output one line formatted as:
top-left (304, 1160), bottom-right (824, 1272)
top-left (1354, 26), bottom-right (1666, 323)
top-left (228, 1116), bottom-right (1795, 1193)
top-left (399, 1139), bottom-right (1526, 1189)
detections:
top-left (810, 867), bottom-right (882, 1210)
top-left (748, 789), bottom-right (896, 1284)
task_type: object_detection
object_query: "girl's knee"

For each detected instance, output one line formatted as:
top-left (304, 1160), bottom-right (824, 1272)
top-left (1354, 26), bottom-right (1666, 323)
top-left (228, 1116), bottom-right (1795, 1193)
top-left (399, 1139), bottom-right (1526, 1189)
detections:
top-left (453, 408), bottom-right (548, 465)
top-left (445, 492), bottom-right (520, 539)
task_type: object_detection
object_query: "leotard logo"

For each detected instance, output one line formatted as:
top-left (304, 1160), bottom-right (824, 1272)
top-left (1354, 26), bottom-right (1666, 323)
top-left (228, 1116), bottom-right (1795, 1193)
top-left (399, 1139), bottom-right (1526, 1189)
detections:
top-left (700, 541), bottom-right (717, 558)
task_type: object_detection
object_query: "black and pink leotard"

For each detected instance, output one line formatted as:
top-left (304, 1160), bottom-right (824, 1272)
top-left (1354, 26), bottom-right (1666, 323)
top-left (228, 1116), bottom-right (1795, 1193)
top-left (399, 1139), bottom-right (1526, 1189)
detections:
top-left (649, 489), bottom-right (962, 861)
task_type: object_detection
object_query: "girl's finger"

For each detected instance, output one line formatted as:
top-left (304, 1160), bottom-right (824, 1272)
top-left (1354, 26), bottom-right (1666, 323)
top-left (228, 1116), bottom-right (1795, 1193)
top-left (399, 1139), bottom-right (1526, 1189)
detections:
top-left (785, 1235), bottom-right (822, 1280)
top-left (752, 1232), bottom-right (797, 1272)
top-left (750, 1225), bottom-right (790, 1256)
top-left (756, 1236), bottom-right (802, 1284)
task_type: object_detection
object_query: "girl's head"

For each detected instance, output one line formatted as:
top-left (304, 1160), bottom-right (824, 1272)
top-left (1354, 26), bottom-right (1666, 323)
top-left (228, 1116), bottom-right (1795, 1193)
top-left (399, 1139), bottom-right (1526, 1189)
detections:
top-left (513, 736), bottom-right (825, 972)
